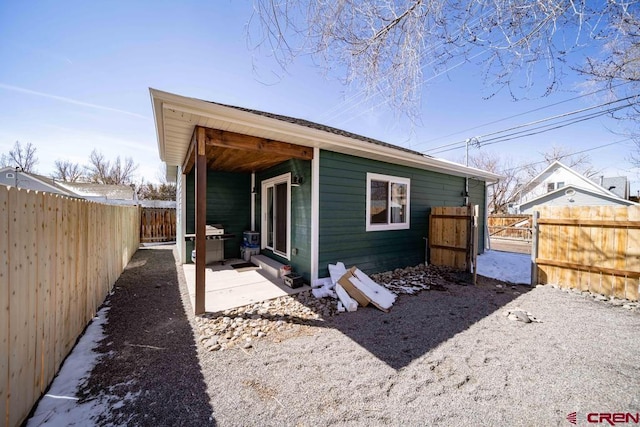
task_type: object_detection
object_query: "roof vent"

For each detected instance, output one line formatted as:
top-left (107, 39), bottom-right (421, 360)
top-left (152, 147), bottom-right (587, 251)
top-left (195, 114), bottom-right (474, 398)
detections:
top-left (565, 189), bottom-right (575, 196)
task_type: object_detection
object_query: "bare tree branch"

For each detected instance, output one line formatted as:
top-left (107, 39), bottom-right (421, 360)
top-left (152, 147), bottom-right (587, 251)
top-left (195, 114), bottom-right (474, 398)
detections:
top-left (1, 141), bottom-right (38, 172)
top-left (52, 159), bottom-right (84, 182)
top-left (85, 149), bottom-right (138, 185)
top-left (469, 151), bottom-right (523, 213)
top-left (523, 144), bottom-right (600, 180)
top-left (250, 0), bottom-right (640, 122)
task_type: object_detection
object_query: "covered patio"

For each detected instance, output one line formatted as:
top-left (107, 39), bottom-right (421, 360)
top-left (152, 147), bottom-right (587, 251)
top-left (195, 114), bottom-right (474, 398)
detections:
top-left (151, 89), bottom-right (316, 314)
top-left (181, 257), bottom-right (309, 313)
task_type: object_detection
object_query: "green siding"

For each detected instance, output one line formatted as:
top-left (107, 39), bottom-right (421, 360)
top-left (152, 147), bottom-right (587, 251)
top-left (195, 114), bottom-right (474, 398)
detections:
top-left (256, 159), bottom-right (312, 281)
top-left (318, 150), bottom-right (486, 277)
top-left (185, 170), bottom-right (251, 261)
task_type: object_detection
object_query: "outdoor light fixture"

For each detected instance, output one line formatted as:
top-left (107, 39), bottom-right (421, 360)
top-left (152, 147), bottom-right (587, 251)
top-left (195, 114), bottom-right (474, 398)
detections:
top-left (292, 175), bottom-right (303, 187)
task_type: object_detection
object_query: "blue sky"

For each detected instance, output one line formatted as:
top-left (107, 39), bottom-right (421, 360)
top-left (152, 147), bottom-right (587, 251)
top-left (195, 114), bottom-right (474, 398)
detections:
top-left (1, 1), bottom-right (638, 194)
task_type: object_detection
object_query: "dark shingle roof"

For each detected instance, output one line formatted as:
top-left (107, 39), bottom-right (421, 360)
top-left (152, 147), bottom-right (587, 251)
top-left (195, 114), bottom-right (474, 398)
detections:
top-left (210, 101), bottom-right (429, 157)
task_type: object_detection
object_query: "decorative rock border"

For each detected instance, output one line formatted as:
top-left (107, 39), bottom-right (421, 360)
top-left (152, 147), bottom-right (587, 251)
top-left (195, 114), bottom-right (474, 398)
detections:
top-left (194, 263), bottom-right (458, 351)
top-left (542, 284), bottom-right (640, 311)
top-left (194, 292), bottom-right (336, 351)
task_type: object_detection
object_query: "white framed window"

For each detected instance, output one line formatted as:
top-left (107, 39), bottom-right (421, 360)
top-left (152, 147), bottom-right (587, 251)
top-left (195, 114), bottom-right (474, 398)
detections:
top-left (366, 173), bottom-right (410, 231)
top-left (261, 173), bottom-right (291, 259)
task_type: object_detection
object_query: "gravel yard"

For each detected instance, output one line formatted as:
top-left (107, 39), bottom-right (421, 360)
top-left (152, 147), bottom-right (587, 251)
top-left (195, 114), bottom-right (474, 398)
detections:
top-left (29, 246), bottom-right (640, 426)
top-left (199, 283), bottom-right (640, 426)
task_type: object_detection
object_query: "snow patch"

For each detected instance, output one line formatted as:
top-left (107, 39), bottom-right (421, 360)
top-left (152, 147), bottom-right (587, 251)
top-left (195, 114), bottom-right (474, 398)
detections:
top-left (27, 306), bottom-right (139, 427)
top-left (477, 250), bottom-right (531, 284)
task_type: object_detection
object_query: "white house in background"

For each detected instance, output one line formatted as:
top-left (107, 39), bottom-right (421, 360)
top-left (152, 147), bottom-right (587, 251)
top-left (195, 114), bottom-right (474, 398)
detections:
top-left (0, 167), bottom-right (156, 206)
top-left (510, 161), bottom-right (636, 214)
top-left (57, 182), bottom-right (138, 205)
top-left (0, 166), bottom-right (78, 197)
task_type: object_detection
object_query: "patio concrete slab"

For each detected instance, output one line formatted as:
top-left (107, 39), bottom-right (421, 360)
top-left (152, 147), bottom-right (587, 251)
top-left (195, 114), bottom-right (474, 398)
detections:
top-left (182, 259), bottom-right (309, 313)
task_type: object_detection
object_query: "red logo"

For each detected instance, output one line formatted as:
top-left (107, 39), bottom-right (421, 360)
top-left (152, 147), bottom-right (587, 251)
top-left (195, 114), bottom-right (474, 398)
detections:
top-left (587, 413), bottom-right (640, 425)
top-left (568, 412), bottom-right (640, 425)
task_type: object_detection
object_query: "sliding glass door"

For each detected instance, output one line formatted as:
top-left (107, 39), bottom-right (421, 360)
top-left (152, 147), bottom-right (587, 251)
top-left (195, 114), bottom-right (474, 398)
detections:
top-left (262, 173), bottom-right (291, 259)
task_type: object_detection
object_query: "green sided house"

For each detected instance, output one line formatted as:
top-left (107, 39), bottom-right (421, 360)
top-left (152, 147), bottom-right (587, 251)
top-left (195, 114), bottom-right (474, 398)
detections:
top-left (150, 89), bottom-right (500, 313)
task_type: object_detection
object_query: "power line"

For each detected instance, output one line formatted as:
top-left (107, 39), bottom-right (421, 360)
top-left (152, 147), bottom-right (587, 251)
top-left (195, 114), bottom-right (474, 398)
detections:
top-left (479, 105), bottom-right (630, 147)
top-left (427, 96), bottom-right (638, 154)
top-left (499, 137), bottom-right (635, 175)
top-left (420, 81), bottom-right (633, 146)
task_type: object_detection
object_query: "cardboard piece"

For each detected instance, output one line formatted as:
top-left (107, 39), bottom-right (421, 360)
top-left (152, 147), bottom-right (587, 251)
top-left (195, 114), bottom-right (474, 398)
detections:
top-left (337, 267), bottom-right (370, 307)
top-left (352, 268), bottom-right (396, 310)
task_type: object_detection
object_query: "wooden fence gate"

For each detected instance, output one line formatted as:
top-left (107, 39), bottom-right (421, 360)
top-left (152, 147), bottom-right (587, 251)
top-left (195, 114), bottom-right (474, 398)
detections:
top-left (532, 205), bottom-right (640, 301)
top-left (428, 205), bottom-right (479, 282)
top-left (140, 207), bottom-right (176, 243)
top-left (488, 214), bottom-right (532, 241)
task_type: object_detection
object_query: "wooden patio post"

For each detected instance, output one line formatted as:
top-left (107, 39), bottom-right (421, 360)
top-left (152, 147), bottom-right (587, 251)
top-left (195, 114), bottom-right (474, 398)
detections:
top-left (195, 126), bottom-right (207, 315)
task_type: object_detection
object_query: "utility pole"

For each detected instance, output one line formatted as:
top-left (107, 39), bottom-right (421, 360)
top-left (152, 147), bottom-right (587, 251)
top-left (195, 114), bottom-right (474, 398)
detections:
top-left (464, 137), bottom-right (481, 205)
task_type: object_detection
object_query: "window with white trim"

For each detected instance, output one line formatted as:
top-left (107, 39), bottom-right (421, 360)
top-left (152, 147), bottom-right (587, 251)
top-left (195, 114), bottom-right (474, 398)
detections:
top-left (366, 173), bottom-right (410, 231)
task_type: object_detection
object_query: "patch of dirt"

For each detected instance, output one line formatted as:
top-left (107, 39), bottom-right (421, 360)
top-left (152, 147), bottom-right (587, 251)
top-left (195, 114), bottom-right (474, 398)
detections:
top-left (78, 246), bottom-right (215, 426)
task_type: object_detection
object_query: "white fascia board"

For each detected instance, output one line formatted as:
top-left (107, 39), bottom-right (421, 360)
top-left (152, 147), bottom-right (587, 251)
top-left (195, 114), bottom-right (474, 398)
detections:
top-left (150, 88), bottom-right (167, 161)
top-left (150, 89), bottom-right (501, 182)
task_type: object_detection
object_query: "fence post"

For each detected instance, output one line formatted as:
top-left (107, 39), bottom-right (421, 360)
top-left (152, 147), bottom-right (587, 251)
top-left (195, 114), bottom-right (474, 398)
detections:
top-left (472, 205), bottom-right (479, 285)
top-left (531, 211), bottom-right (540, 286)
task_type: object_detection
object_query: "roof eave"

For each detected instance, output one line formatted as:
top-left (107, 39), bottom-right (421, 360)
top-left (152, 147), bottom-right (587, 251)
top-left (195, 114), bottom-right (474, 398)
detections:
top-left (149, 88), bottom-right (501, 183)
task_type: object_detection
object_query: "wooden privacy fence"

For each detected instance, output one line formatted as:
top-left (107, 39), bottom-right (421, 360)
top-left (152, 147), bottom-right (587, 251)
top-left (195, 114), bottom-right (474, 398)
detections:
top-left (532, 205), bottom-right (640, 301)
top-left (429, 205), bottom-right (479, 283)
top-left (140, 207), bottom-right (176, 243)
top-left (1, 187), bottom-right (140, 427)
top-left (488, 214), bottom-right (532, 241)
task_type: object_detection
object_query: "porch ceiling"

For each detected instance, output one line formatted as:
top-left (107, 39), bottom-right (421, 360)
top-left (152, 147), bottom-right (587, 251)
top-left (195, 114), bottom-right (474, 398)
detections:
top-left (182, 127), bottom-right (314, 174)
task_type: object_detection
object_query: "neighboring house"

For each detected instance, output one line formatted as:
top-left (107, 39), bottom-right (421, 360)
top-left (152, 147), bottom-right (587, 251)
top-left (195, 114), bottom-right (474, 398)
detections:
top-left (0, 167), bottom-right (144, 206)
top-left (57, 182), bottom-right (138, 206)
top-left (598, 176), bottom-right (630, 200)
top-left (150, 88), bottom-right (500, 285)
top-left (510, 161), bottom-right (636, 214)
top-left (0, 166), bottom-right (78, 197)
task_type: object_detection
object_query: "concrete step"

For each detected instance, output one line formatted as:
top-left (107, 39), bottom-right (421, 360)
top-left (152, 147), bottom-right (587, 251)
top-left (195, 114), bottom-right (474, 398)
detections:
top-left (251, 254), bottom-right (286, 280)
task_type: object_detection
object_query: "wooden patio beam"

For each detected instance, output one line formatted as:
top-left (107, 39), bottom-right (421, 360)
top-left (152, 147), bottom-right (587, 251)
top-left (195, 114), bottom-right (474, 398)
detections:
top-left (194, 126), bottom-right (207, 315)
top-left (203, 127), bottom-right (314, 160)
